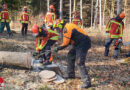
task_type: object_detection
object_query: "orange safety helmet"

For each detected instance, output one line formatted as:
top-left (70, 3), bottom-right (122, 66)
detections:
top-left (32, 25), bottom-right (40, 37)
top-left (24, 6), bottom-right (27, 8)
top-left (119, 12), bottom-right (125, 19)
top-left (23, 6), bottom-right (28, 11)
top-left (3, 4), bottom-right (7, 9)
top-left (73, 12), bottom-right (79, 18)
top-left (74, 12), bottom-right (79, 16)
top-left (49, 5), bottom-right (55, 12)
top-left (49, 5), bottom-right (54, 9)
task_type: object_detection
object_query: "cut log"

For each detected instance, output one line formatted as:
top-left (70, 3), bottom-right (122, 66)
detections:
top-left (39, 70), bottom-right (57, 82)
top-left (53, 75), bottom-right (65, 84)
top-left (0, 51), bottom-right (32, 68)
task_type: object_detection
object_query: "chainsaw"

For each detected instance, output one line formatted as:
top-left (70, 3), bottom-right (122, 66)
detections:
top-left (31, 50), bottom-right (51, 72)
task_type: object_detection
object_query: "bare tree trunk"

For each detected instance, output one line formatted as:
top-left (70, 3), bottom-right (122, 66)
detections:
top-left (80, 0), bottom-right (83, 28)
top-left (103, 0), bottom-right (106, 26)
top-left (117, 0), bottom-right (122, 15)
top-left (59, 0), bottom-right (63, 19)
top-left (124, 0), bottom-right (127, 25)
top-left (47, 0), bottom-right (50, 12)
top-left (69, 0), bottom-right (72, 23)
top-left (94, 0), bottom-right (98, 29)
top-left (91, 0), bottom-right (93, 27)
top-left (99, 0), bottom-right (102, 31)
top-left (111, 0), bottom-right (115, 18)
top-left (73, 0), bottom-right (76, 12)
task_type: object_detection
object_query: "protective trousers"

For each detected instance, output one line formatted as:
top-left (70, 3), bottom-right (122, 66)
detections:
top-left (41, 40), bottom-right (56, 62)
top-left (21, 23), bottom-right (28, 36)
top-left (0, 22), bottom-right (11, 33)
top-left (67, 37), bottom-right (91, 86)
top-left (104, 38), bottom-right (120, 57)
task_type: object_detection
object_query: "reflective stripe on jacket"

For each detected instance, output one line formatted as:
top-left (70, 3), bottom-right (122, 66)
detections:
top-left (106, 19), bottom-right (124, 39)
top-left (44, 12), bottom-right (56, 26)
top-left (0, 9), bottom-right (10, 22)
top-left (20, 12), bottom-right (30, 24)
top-left (36, 29), bottom-right (58, 51)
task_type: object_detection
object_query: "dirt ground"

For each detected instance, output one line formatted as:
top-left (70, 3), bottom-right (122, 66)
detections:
top-left (0, 30), bottom-right (130, 90)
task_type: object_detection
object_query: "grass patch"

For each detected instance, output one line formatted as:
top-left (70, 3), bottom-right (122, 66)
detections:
top-left (38, 85), bottom-right (52, 90)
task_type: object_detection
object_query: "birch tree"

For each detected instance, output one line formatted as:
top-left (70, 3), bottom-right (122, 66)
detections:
top-left (47, 0), bottom-right (50, 12)
top-left (117, 0), bottom-right (122, 15)
top-left (124, 0), bottom-right (127, 25)
top-left (69, 0), bottom-right (72, 23)
top-left (111, 0), bottom-right (115, 18)
top-left (103, 0), bottom-right (106, 26)
top-left (59, 0), bottom-right (63, 19)
top-left (91, 0), bottom-right (93, 27)
top-left (73, 0), bottom-right (76, 13)
top-left (99, 0), bottom-right (102, 31)
top-left (94, 0), bottom-right (98, 29)
top-left (80, 0), bottom-right (83, 28)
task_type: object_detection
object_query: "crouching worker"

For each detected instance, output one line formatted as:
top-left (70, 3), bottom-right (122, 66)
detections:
top-left (53, 19), bottom-right (91, 89)
top-left (32, 25), bottom-right (58, 65)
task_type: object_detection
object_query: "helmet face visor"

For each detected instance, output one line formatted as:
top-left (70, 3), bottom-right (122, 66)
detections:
top-left (33, 33), bottom-right (39, 37)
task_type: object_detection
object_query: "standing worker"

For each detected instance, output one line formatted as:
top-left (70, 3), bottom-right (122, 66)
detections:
top-left (0, 4), bottom-right (2, 31)
top-left (32, 25), bottom-right (58, 65)
top-left (53, 19), bottom-right (91, 89)
top-left (72, 12), bottom-right (82, 28)
top-left (0, 4), bottom-right (12, 37)
top-left (19, 6), bottom-right (31, 36)
top-left (43, 5), bottom-right (57, 29)
top-left (104, 12), bottom-right (125, 58)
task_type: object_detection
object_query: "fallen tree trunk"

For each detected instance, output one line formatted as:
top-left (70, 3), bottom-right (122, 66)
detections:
top-left (0, 51), bottom-right (32, 68)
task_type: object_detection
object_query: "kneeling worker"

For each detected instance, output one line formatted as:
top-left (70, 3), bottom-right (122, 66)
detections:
top-left (53, 19), bottom-right (91, 89)
top-left (32, 25), bottom-right (58, 65)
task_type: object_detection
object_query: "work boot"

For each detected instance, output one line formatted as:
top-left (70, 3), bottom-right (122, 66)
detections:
top-left (113, 50), bottom-right (119, 59)
top-left (63, 75), bottom-right (75, 79)
top-left (113, 55), bottom-right (118, 59)
top-left (81, 83), bottom-right (91, 89)
top-left (8, 32), bottom-right (13, 37)
top-left (126, 52), bottom-right (130, 57)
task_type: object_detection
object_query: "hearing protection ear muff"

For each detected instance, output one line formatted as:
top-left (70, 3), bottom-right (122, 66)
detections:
top-left (39, 29), bottom-right (42, 32)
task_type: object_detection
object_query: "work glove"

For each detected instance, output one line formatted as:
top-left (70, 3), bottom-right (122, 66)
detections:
top-left (118, 39), bottom-right (122, 43)
top-left (105, 33), bottom-right (109, 36)
top-left (32, 52), bottom-right (39, 57)
top-left (53, 47), bottom-right (58, 52)
top-left (36, 48), bottom-right (41, 53)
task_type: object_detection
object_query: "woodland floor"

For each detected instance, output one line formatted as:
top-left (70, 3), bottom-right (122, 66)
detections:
top-left (0, 30), bottom-right (129, 90)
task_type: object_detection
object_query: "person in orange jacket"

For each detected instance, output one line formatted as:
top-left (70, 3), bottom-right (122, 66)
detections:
top-left (32, 25), bottom-right (58, 65)
top-left (53, 19), bottom-right (91, 89)
top-left (43, 5), bottom-right (57, 29)
top-left (72, 12), bottom-right (82, 28)
top-left (19, 6), bottom-right (31, 36)
top-left (0, 4), bottom-right (12, 37)
top-left (104, 12), bottom-right (125, 58)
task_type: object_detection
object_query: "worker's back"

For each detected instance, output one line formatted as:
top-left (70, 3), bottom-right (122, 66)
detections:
top-left (63, 23), bottom-right (88, 46)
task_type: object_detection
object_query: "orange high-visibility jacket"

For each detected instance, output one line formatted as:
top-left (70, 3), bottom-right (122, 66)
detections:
top-left (72, 17), bottom-right (82, 27)
top-left (0, 9), bottom-right (11, 22)
top-left (59, 23), bottom-right (87, 48)
top-left (19, 11), bottom-right (30, 24)
top-left (106, 18), bottom-right (124, 39)
top-left (43, 12), bottom-right (57, 26)
top-left (36, 29), bottom-right (58, 52)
